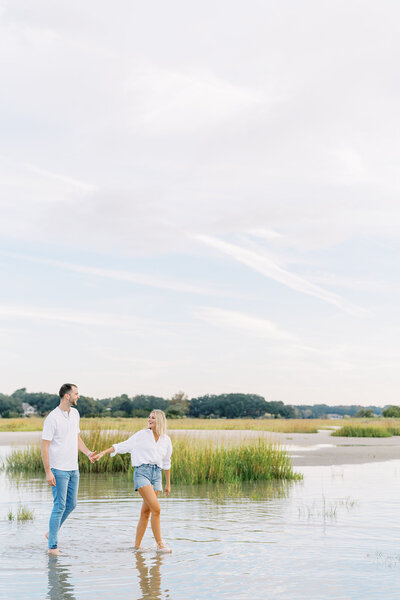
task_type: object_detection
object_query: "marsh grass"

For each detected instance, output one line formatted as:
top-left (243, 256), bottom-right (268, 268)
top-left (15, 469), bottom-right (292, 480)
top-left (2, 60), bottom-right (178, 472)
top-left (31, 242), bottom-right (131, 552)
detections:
top-left (4, 430), bottom-right (301, 483)
top-left (170, 437), bottom-right (301, 483)
top-left (7, 505), bottom-right (35, 521)
top-left (0, 416), bottom-right (339, 434)
top-left (4, 416), bottom-right (400, 435)
top-left (0, 417), bottom-right (44, 432)
top-left (332, 421), bottom-right (400, 437)
top-left (80, 417), bottom-right (400, 434)
top-left (82, 417), bottom-right (330, 433)
top-left (5, 416), bottom-right (400, 440)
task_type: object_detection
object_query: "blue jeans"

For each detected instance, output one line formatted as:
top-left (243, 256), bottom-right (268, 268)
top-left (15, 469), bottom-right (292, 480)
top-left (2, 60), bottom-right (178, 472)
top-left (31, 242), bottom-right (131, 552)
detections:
top-left (48, 468), bottom-right (79, 549)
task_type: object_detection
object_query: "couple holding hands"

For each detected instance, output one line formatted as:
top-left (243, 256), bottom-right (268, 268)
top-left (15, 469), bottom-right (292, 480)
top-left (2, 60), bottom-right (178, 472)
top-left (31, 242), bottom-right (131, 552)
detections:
top-left (41, 383), bottom-right (172, 555)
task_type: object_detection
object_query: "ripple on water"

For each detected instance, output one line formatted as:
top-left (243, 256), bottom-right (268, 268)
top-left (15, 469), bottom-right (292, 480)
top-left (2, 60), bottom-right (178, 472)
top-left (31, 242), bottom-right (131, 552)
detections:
top-left (0, 460), bottom-right (400, 599)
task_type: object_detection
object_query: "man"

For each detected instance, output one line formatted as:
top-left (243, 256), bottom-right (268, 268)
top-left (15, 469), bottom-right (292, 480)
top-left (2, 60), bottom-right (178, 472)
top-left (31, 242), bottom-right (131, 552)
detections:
top-left (41, 383), bottom-right (96, 555)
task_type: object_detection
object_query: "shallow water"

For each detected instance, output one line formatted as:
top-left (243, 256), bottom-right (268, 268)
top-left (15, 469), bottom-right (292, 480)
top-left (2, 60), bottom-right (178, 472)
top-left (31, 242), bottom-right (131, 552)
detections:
top-left (1, 447), bottom-right (400, 600)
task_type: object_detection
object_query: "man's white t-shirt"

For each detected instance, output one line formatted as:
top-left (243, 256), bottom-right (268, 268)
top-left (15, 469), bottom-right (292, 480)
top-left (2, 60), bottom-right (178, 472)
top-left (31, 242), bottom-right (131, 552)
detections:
top-left (42, 406), bottom-right (80, 470)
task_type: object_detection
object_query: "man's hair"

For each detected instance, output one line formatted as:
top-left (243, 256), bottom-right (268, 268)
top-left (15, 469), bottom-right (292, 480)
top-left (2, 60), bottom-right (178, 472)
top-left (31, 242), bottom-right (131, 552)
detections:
top-left (59, 383), bottom-right (77, 399)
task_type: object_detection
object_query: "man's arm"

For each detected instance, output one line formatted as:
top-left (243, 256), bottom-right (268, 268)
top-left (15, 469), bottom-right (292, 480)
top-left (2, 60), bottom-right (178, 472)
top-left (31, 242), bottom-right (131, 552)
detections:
top-left (78, 434), bottom-right (96, 463)
top-left (41, 440), bottom-right (56, 486)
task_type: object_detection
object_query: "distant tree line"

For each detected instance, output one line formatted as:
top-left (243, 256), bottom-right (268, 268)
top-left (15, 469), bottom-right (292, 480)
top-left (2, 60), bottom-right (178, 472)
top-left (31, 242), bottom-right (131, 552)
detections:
top-left (0, 388), bottom-right (396, 419)
top-left (293, 404), bottom-right (385, 419)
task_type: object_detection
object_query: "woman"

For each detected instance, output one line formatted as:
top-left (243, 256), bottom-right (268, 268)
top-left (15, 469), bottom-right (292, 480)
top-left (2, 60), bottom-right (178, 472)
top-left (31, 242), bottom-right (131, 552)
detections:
top-left (95, 409), bottom-right (172, 553)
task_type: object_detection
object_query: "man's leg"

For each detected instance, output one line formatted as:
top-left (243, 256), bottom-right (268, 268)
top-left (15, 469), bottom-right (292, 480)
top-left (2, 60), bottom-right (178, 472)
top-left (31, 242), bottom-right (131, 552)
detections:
top-left (59, 470), bottom-right (79, 527)
top-left (48, 470), bottom-right (69, 551)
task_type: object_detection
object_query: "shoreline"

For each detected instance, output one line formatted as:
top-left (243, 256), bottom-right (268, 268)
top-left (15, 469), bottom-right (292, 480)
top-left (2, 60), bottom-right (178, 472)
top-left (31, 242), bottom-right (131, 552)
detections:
top-left (1, 429), bottom-right (400, 467)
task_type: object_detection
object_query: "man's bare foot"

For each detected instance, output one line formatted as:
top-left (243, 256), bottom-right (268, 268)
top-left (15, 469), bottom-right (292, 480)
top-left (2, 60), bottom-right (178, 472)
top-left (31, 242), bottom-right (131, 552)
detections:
top-left (48, 548), bottom-right (61, 556)
top-left (45, 532), bottom-right (49, 540)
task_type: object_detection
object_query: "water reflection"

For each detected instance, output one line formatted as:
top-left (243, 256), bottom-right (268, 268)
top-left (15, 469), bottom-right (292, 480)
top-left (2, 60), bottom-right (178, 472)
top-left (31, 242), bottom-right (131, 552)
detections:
top-left (2, 460), bottom-right (400, 600)
top-left (135, 553), bottom-right (171, 600)
top-left (77, 474), bottom-right (295, 503)
top-left (47, 558), bottom-right (76, 600)
top-left (76, 472), bottom-right (133, 500)
top-left (171, 479), bottom-right (294, 502)
top-left (2, 470), bottom-right (297, 506)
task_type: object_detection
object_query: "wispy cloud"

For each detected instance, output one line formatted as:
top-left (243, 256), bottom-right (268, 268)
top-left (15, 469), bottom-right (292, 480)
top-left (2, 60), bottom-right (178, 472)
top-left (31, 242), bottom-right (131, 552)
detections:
top-left (193, 234), bottom-right (369, 316)
top-left (24, 163), bottom-right (97, 193)
top-left (127, 65), bottom-right (263, 135)
top-left (0, 303), bottom-right (150, 331)
top-left (245, 228), bottom-right (283, 240)
top-left (0, 251), bottom-right (230, 297)
top-left (309, 272), bottom-right (399, 294)
top-left (0, 155), bottom-right (97, 193)
top-left (91, 349), bottom-right (185, 374)
top-left (194, 306), bottom-right (296, 341)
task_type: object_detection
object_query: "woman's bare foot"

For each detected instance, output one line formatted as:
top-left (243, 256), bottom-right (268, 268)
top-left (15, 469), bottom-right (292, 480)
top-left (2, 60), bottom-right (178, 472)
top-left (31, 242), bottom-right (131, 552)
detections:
top-left (45, 532), bottom-right (49, 540)
top-left (48, 548), bottom-right (61, 556)
top-left (156, 541), bottom-right (172, 553)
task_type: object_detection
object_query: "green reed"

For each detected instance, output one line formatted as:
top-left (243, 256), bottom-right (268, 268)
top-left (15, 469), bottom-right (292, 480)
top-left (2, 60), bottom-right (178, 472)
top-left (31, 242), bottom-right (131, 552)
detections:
top-left (4, 430), bottom-right (301, 483)
top-left (170, 437), bottom-right (301, 483)
top-left (7, 505), bottom-right (35, 521)
top-left (4, 446), bottom-right (44, 472)
top-left (332, 424), bottom-right (400, 437)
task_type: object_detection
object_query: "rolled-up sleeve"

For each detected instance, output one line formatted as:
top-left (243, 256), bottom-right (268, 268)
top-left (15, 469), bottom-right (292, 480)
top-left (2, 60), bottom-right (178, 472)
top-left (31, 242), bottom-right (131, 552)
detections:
top-left (110, 434), bottom-right (136, 457)
top-left (162, 438), bottom-right (172, 470)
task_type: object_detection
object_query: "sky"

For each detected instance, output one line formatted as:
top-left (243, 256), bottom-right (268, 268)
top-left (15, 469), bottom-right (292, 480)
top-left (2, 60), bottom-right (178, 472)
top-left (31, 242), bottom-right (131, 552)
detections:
top-left (1, 1), bottom-right (400, 405)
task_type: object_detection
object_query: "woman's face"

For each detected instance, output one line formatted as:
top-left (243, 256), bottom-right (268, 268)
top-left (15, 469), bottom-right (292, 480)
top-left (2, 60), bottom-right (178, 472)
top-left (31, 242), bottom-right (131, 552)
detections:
top-left (148, 412), bottom-right (156, 430)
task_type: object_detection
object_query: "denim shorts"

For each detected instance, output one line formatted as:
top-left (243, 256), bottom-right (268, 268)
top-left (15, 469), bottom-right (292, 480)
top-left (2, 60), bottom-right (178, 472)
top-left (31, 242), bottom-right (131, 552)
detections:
top-left (134, 464), bottom-right (162, 492)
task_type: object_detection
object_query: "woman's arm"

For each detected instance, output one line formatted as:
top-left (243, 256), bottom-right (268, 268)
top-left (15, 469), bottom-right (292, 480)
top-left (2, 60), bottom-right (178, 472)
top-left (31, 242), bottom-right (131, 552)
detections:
top-left (94, 446), bottom-right (115, 461)
top-left (164, 469), bottom-right (171, 496)
top-left (162, 437), bottom-right (172, 495)
top-left (95, 433), bottom-right (137, 460)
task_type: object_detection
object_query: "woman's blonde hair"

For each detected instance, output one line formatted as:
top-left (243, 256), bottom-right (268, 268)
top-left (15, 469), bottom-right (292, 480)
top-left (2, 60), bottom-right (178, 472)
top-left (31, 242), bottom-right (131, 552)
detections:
top-left (151, 409), bottom-right (167, 437)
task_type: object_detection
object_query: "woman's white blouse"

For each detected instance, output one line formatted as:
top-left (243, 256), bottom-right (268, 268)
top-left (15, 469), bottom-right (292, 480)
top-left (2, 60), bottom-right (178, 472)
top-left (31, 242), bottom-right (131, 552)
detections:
top-left (111, 428), bottom-right (172, 470)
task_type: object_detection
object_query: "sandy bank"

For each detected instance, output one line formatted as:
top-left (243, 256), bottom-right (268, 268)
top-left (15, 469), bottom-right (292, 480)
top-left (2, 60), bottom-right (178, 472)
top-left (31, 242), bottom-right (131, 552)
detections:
top-left (1, 429), bottom-right (400, 467)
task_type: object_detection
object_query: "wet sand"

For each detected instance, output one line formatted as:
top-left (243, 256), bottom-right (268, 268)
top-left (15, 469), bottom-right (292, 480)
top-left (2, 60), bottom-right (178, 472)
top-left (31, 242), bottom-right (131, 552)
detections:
top-left (2, 429), bottom-right (400, 466)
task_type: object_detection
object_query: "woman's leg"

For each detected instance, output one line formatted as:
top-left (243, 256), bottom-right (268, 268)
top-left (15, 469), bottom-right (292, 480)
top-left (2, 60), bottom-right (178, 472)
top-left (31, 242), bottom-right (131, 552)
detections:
top-left (134, 495), bottom-right (156, 548)
top-left (137, 485), bottom-right (162, 546)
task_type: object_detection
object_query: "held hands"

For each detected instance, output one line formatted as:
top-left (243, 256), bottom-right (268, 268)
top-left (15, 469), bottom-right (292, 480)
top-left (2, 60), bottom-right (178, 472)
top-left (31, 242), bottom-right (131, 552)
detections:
top-left (87, 451), bottom-right (97, 464)
top-left (92, 450), bottom-right (106, 461)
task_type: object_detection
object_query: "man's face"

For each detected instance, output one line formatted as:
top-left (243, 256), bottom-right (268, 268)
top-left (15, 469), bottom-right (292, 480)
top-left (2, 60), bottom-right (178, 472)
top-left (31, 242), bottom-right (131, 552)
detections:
top-left (67, 386), bottom-right (80, 406)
